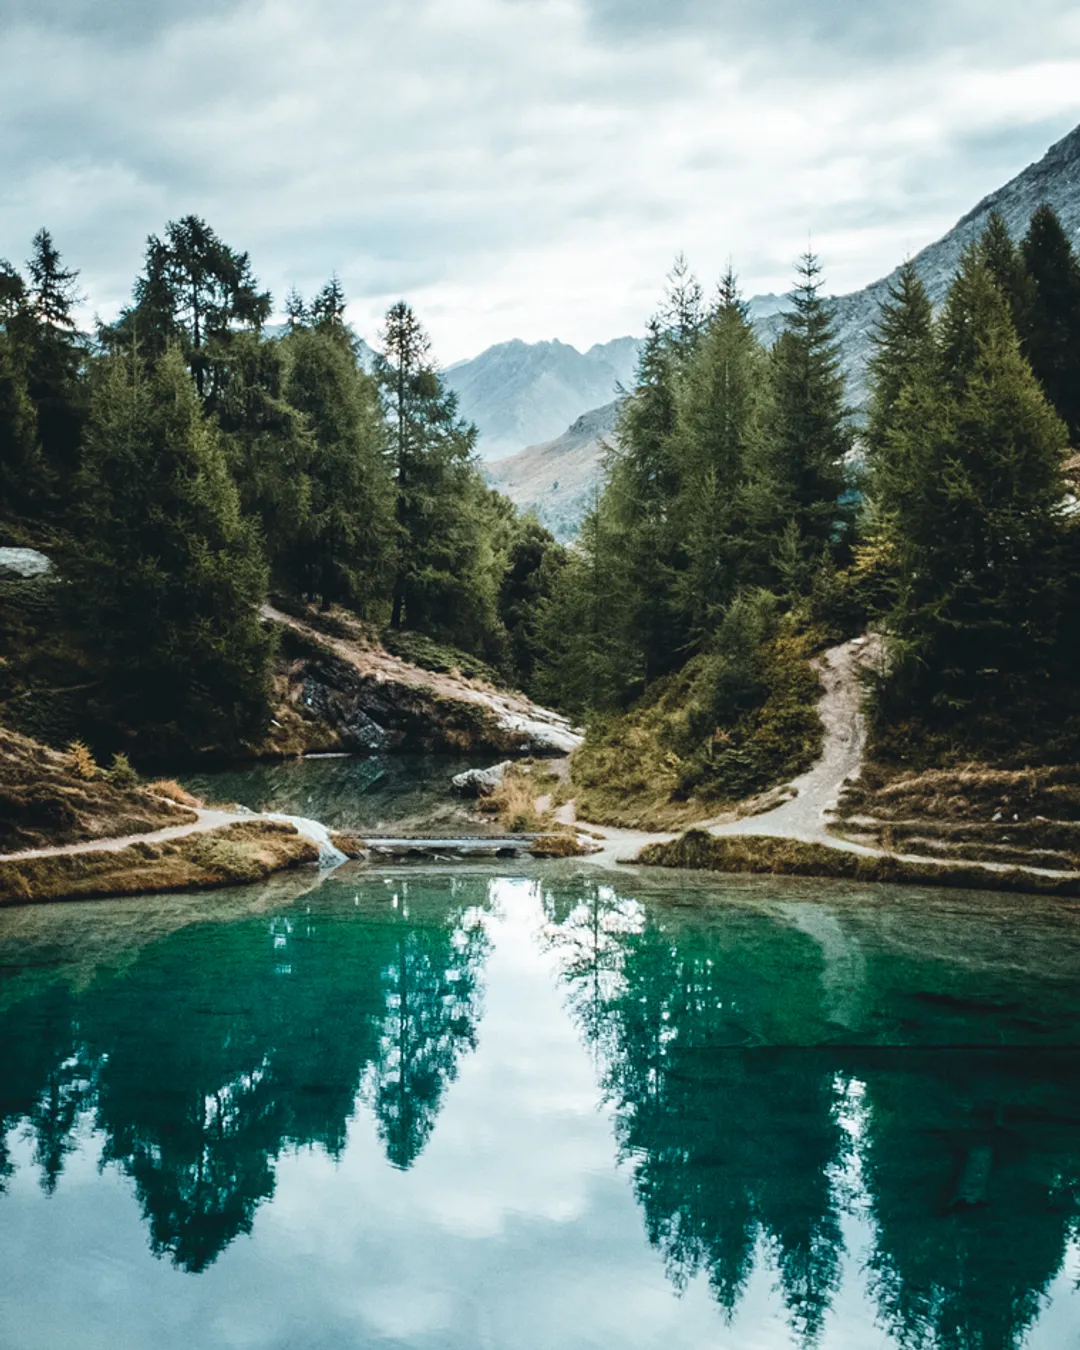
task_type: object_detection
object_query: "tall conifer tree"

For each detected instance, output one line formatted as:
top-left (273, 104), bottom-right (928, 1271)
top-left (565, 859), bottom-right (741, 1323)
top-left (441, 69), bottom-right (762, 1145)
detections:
top-left (672, 268), bottom-right (768, 639)
top-left (758, 253), bottom-right (852, 590)
top-left (880, 249), bottom-right (1068, 720)
top-left (70, 345), bottom-right (274, 756)
top-left (376, 302), bottom-right (501, 653)
top-left (1021, 204), bottom-right (1080, 443)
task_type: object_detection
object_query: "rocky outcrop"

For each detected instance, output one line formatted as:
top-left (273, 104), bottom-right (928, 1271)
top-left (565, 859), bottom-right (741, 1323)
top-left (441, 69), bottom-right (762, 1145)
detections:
top-left (0, 547), bottom-right (53, 580)
top-left (262, 606), bottom-right (582, 760)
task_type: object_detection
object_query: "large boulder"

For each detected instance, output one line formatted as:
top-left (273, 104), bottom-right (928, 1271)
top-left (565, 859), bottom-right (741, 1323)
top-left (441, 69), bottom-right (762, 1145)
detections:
top-left (451, 762), bottom-right (512, 798)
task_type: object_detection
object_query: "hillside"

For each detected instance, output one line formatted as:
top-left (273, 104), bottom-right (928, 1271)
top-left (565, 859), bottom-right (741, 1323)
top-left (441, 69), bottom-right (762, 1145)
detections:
top-left (443, 336), bottom-right (640, 460)
top-left (484, 399), bottom-right (622, 540)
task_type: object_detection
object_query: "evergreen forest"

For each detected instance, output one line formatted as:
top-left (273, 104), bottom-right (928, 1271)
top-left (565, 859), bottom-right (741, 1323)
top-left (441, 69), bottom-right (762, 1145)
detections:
top-left (3, 207), bottom-right (1080, 793)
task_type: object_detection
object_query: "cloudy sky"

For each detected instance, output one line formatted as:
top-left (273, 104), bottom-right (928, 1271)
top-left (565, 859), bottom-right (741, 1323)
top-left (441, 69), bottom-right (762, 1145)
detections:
top-left (3, 0), bottom-right (1080, 362)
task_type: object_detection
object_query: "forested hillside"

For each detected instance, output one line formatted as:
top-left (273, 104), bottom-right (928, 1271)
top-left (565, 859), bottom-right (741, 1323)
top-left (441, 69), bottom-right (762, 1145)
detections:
top-left (4, 200), bottom-right (1080, 811)
top-left (0, 219), bottom-right (567, 762)
top-left (534, 210), bottom-right (1080, 824)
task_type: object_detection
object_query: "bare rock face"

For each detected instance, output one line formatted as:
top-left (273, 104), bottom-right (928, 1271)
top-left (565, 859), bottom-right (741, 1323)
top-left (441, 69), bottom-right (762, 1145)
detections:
top-left (0, 547), bottom-right (53, 581)
top-left (268, 638), bottom-right (534, 758)
top-left (451, 762), bottom-right (512, 797)
top-left (299, 673), bottom-right (389, 753)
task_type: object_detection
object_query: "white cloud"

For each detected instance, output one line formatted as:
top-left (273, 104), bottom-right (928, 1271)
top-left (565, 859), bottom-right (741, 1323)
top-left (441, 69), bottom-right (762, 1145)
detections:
top-left (1, 0), bottom-right (1079, 360)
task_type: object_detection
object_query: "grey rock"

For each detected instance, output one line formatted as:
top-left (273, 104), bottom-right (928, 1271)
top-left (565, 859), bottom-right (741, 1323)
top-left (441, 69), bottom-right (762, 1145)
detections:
top-left (0, 547), bottom-right (53, 580)
top-left (300, 675), bottom-right (389, 752)
top-left (451, 761), bottom-right (513, 797)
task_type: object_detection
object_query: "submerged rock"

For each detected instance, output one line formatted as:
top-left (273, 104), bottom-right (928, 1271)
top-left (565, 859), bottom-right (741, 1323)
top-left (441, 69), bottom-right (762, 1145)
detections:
top-left (451, 762), bottom-right (512, 797)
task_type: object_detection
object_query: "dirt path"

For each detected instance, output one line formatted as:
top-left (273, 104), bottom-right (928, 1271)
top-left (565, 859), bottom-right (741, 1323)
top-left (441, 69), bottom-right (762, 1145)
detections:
top-left (0, 809), bottom-right (247, 863)
top-left (706, 635), bottom-right (883, 845)
top-left (0, 807), bottom-right (346, 868)
top-left (569, 633), bottom-right (1080, 883)
top-left (264, 604), bottom-right (582, 755)
top-left (563, 635), bottom-right (882, 866)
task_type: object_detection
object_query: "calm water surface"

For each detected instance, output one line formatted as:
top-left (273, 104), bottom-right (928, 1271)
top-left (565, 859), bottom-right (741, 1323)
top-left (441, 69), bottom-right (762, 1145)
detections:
top-left (2, 865), bottom-right (1079, 1350)
top-left (183, 754), bottom-right (506, 835)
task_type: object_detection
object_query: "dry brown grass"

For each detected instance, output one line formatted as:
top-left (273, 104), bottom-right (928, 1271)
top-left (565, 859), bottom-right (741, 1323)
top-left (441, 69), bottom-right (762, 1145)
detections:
top-left (478, 765), bottom-right (553, 834)
top-left (146, 779), bottom-right (202, 809)
top-left (0, 821), bottom-right (318, 904)
top-left (528, 835), bottom-right (594, 858)
top-left (840, 763), bottom-right (1080, 824)
top-left (0, 726), bottom-right (197, 853)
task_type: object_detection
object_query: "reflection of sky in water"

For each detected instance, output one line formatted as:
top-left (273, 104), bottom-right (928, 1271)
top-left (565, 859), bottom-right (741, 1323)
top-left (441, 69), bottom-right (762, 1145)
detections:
top-left (1, 875), bottom-right (1080, 1349)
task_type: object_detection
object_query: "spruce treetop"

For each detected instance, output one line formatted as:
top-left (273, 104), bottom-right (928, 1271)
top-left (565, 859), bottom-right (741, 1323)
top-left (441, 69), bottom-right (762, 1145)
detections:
top-left (27, 229), bottom-right (80, 333)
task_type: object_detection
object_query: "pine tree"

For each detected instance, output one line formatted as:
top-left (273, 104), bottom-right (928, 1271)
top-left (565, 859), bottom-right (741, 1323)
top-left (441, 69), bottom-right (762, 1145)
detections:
top-left (214, 330), bottom-right (316, 593)
top-left (534, 497), bottom-right (641, 715)
top-left (660, 253), bottom-right (706, 358)
top-left (758, 253), bottom-right (852, 591)
top-left (376, 301), bottom-right (499, 652)
top-left (22, 230), bottom-right (86, 497)
top-left (118, 216), bottom-right (271, 399)
top-left (69, 345), bottom-right (275, 757)
top-left (1021, 204), bottom-right (1080, 443)
top-left (310, 276), bottom-right (347, 330)
top-left (865, 259), bottom-right (935, 464)
top-left (497, 516), bottom-right (566, 691)
top-left (608, 318), bottom-right (685, 682)
top-left (0, 261), bottom-right (43, 513)
top-left (978, 211), bottom-right (1033, 337)
top-left (672, 268), bottom-right (768, 639)
top-left (282, 323), bottom-right (394, 611)
top-left (881, 250), bottom-right (1068, 721)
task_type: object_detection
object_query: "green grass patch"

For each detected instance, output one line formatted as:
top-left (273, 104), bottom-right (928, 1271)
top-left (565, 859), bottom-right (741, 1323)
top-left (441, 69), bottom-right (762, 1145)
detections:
top-left (381, 627), bottom-right (506, 687)
top-left (573, 623), bottom-right (824, 830)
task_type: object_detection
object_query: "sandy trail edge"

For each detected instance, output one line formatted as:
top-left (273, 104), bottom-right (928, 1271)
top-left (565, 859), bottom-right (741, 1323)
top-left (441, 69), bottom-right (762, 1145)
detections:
top-left (0, 807), bottom-right (341, 867)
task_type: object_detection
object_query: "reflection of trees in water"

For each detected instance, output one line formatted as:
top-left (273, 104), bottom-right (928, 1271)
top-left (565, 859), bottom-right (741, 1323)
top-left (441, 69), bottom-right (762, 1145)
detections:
top-left (362, 881), bottom-right (489, 1170)
top-left (542, 880), bottom-right (846, 1344)
top-left (0, 876), bottom-right (492, 1271)
top-left (542, 880), bottom-right (1080, 1350)
top-left (858, 1049), bottom-right (1080, 1350)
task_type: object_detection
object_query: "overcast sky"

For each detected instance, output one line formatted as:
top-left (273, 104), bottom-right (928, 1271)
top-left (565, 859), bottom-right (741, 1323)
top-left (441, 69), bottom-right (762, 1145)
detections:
top-left (3, 0), bottom-right (1080, 363)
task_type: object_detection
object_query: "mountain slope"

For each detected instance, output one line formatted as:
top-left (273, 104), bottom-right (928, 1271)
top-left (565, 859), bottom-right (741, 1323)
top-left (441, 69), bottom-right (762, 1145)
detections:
top-left (444, 336), bottom-right (640, 460)
top-left (485, 399), bottom-right (622, 540)
top-left (754, 120), bottom-right (1080, 400)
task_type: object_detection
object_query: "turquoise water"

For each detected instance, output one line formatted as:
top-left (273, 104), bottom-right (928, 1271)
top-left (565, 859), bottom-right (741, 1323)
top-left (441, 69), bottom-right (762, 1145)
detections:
top-left (1, 866), bottom-right (1079, 1349)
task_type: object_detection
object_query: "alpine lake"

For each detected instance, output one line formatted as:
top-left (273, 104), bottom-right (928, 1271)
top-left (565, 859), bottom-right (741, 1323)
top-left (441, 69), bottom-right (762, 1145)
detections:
top-left (2, 755), bottom-right (1079, 1350)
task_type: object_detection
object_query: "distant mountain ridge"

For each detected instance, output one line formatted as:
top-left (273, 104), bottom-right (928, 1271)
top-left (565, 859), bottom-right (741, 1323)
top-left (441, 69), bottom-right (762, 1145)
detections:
top-left (485, 399), bottom-right (623, 541)
top-left (489, 119), bottom-right (1080, 535)
top-left (754, 120), bottom-right (1080, 402)
top-left (442, 335), bottom-right (641, 460)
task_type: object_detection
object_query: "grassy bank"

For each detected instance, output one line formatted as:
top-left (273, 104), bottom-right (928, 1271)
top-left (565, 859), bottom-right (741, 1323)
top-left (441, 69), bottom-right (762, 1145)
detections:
top-left (571, 628), bottom-right (824, 831)
top-left (0, 821), bottom-right (319, 904)
top-left (637, 829), bottom-right (1080, 898)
